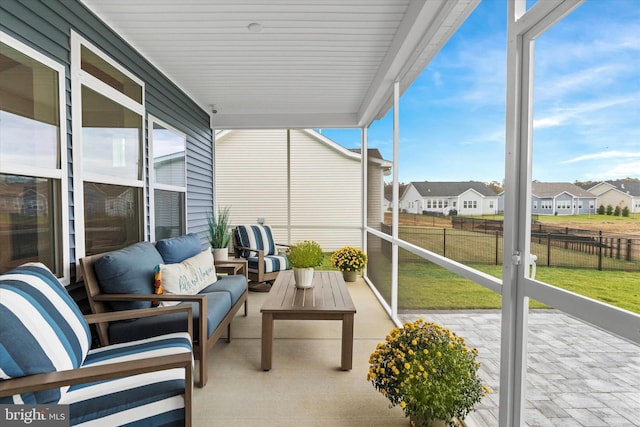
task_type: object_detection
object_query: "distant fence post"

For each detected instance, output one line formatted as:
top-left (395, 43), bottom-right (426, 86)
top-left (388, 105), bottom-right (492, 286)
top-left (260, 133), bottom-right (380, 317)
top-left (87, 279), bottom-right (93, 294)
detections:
top-left (598, 231), bottom-right (603, 271)
top-left (547, 233), bottom-right (551, 267)
top-left (443, 228), bottom-right (447, 258)
top-left (495, 230), bottom-right (499, 265)
top-left (627, 239), bottom-right (632, 262)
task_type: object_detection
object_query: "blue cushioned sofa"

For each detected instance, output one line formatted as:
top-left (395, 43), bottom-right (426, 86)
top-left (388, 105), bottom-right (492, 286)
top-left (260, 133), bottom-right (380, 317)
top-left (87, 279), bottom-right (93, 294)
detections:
top-left (79, 233), bottom-right (248, 387)
top-left (0, 262), bottom-right (193, 426)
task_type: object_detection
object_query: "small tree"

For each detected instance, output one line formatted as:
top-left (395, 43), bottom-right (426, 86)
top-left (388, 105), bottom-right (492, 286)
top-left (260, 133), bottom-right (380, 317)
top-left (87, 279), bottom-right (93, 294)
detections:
top-left (614, 206), bottom-right (621, 217)
top-left (622, 206), bottom-right (630, 217)
top-left (597, 204), bottom-right (606, 215)
top-left (606, 204), bottom-right (614, 215)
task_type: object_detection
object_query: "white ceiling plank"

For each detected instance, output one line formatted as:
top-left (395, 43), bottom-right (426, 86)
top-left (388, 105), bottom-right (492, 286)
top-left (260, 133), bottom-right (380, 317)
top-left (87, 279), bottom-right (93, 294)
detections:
top-left (81, 0), bottom-right (478, 128)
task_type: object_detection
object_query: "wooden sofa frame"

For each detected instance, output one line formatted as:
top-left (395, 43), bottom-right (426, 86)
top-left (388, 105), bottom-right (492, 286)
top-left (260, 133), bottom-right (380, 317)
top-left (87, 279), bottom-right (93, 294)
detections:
top-left (80, 255), bottom-right (247, 388)
top-left (0, 305), bottom-right (194, 426)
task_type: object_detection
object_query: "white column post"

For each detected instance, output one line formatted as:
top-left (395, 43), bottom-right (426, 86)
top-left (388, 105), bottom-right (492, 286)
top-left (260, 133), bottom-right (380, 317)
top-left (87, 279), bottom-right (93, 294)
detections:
top-left (391, 81), bottom-right (400, 319)
top-left (362, 127), bottom-right (368, 253)
top-left (500, 0), bottom-right (531, 425)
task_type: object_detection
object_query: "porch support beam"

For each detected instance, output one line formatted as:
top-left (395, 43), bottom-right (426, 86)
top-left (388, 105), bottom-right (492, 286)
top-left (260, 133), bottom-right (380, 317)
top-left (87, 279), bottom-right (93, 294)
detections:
top-left (391, 81), bottom-right (400, 319)
top-left (500, 1), bottom-right (532, 425)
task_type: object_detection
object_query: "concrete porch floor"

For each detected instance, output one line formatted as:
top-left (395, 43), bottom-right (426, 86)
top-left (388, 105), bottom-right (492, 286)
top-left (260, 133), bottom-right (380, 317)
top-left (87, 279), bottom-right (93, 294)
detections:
top-left (193, 278), bottom-right (640, 426)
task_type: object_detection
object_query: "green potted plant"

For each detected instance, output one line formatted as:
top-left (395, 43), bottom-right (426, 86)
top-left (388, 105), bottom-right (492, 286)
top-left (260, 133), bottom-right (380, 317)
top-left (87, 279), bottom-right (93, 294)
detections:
top-left (368, 318), bottom-right (490, 427)
top-left (207, 206), bottom-right (232, 261)
top-left (287, 240), bottom-right (324, 288)
top-left (330, 246), bottom-right (368, 282)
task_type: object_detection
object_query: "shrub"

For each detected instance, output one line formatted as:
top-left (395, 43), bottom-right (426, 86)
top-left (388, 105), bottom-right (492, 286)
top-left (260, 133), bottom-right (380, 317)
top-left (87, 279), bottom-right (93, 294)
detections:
top-left (287, 240), bottom-right (324, 268)
top-left (606, 204), bottom-right (614, 215)
top-left (597, 204), bottom-right (605, 215)
top-left (622, 206), bottom-right (630, 217)
top-left (614, 206), bottom-right (621, 217)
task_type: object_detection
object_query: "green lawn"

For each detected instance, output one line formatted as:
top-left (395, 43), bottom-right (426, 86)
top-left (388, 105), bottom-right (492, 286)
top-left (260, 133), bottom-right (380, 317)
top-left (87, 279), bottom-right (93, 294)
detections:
top-left (371, 260), bottom-right (640, 314)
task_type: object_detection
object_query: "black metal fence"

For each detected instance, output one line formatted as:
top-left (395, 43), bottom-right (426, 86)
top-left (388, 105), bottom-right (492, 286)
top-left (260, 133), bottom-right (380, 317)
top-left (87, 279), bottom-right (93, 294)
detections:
top-left (382, 220), bottom-right (640, 271)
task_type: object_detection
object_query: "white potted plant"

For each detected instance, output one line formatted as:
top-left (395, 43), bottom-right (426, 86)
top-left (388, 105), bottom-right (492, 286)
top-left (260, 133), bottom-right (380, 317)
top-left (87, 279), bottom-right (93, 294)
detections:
top-left (207, 206), bottom-right (232, 261)
top-left (286, 240), bottom-right (324, 288)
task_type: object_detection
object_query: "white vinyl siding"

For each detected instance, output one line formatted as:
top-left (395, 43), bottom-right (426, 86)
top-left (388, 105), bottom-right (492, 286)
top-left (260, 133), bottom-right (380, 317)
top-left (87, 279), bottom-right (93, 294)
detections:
top-left (215, 129), bottom-right (289, 234)
top-left (289, 130), bottom-right (361, 249)
top-left (215, 129), bottom-right (362, 250)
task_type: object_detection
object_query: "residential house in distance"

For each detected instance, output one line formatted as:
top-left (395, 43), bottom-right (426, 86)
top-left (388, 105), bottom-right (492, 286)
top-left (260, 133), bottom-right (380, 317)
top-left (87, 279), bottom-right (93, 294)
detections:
top-left (215, 129), bottom-right (391, 250)
top-left (400, 181), bottom-right (498, 216)
top-left (588, 181), bottom-right (640, 214)
top-left (497, 182), bottom-right (597, 215)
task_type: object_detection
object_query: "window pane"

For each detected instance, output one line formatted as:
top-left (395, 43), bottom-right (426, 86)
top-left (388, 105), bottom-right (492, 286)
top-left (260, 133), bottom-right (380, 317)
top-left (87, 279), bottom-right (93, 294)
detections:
top-left (81, 45), bottom-right (142, 103)
top-left (154, 189), bottom-right (185, 239)
top-left (153, 123), bottom-right (186, 187)
top-left (84, 182), bottom-right (142, 255)
top-left (0, 174), bottom-right (61, 274)
top-left (0, 42), bottom-right (60, 169)
top-left (82, 86), bottom-right (142, 180)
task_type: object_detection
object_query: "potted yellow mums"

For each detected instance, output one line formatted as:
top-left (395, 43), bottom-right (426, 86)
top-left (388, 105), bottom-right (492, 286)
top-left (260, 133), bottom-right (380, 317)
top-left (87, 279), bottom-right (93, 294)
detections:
top-left (368, 318), bottom-right (489, 427)
top-left (330, 246), bottom-right (367, 282)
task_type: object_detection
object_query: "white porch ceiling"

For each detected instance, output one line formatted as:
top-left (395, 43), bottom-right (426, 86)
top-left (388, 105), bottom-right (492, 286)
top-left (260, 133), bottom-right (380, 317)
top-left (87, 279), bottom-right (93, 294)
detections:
top-left (81, 0), bottom-right (479, 129)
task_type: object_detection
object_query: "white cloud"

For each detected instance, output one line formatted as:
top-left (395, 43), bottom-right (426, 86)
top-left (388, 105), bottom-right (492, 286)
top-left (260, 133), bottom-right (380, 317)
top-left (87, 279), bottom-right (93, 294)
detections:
top-left (583, 160), bottom-right (640, 180)
top-left (533, 95), bottom-right (637, 129)
top-left (562, 151), bottom-right (640, 164)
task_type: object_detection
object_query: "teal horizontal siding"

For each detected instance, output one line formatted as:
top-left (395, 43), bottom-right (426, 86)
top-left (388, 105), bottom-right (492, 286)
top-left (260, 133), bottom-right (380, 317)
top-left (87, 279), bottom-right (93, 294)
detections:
top-left (1, 0), bottom-right (214, 278)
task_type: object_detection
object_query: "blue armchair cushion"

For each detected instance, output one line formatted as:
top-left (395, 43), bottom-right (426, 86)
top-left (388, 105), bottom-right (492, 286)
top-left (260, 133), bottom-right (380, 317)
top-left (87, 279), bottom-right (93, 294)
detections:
top-left (235, 225), bottom-right (277, 257)
top-left (156, 233), bottom-right (203, 264)
top-left (0, 263), bottom-right (91, 404)
top-left (93, 242), bottom-right (163, 311)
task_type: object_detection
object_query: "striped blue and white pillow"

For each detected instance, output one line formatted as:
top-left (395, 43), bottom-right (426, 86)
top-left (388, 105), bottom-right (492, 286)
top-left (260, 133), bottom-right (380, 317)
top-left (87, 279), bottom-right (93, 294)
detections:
top-left (236, 225), bottom-right (277, 257)
top-left (0, 263), bottom-right (91, 404)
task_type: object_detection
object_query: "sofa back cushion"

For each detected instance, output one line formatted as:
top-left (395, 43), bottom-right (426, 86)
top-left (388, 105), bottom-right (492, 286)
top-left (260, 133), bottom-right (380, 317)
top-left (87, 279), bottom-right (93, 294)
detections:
top-left (235, 225), bottom-right (277, 257)
top-left (156, 233), bottom-right (203, 264)
top-left (0, 263), bottom-right (91, 404)
top-left (93, 242), bottom-right (163, 311)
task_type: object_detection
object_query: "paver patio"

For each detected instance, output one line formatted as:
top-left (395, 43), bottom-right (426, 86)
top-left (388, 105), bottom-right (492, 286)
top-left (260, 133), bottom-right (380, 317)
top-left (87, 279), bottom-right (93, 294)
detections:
top-left (399, 310), bottom-right (640, 426)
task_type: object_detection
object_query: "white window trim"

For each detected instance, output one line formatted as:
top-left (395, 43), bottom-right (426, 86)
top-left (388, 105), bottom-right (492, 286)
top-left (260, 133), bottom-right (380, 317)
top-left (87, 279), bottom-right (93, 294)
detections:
top-left (148, 115), bottom-right (187, 241)
top-left (0, 31), bottom-right (70, 283)
top-left (70, 31), bottom-right (146, 262)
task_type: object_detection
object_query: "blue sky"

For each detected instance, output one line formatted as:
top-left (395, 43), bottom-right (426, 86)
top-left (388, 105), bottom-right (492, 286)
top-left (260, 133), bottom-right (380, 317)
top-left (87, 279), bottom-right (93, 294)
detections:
top-left (321, 0), bottom-right (639, 185)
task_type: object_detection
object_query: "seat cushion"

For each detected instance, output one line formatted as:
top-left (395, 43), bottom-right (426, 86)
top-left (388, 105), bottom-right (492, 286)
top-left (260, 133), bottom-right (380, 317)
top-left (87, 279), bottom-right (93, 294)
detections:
top-left (109, 292), bottom-right (232, 344)
top-left (156, 233), bottom-right (203, 264)
top-left (201, 274), bottom-right (246, 305)
top-left (93, 242), bottom-right (163, 311)
top-left (0, 263), bottom-right (91, 404)
top-left (247, 255), bottom-right (289, 274)
top-left (61, 333), bottom-right (191, 426)
top-left (235, 225), bottom-right (277, 257)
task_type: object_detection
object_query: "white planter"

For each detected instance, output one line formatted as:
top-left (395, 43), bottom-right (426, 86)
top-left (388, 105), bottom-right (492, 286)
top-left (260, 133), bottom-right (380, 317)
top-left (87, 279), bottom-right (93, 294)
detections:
top-left (213, 248), bottom-right (229, 262)
top-left (293, 267), bottom-right (314, 288)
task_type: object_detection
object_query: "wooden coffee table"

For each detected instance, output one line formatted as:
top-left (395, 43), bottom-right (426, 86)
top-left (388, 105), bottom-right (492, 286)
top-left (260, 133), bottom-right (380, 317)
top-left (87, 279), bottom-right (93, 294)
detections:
top-left (261, 270), bottom-right (356, 371)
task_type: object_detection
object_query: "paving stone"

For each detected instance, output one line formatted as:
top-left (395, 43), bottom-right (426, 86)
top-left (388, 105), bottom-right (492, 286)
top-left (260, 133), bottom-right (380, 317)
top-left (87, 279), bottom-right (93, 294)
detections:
top-left (565, 408), bottom-right (607, 426)
top-left (398, 310), bottom-right (640, 427)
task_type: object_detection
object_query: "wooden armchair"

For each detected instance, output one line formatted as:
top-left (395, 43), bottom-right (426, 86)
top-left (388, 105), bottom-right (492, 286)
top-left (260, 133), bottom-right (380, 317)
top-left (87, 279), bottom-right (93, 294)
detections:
top-left (0, 263), bottom-right (193, 426)
top-left (234, 224), bottom-right (290, 283)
